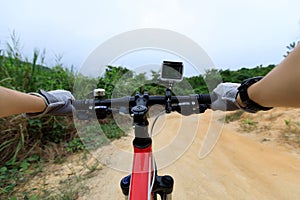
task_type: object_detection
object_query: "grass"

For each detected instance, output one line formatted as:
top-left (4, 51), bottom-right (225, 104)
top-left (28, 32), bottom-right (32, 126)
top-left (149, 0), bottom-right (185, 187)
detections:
top-left (281, 119), bottom-right (300, 145)
top-left (8, 151), bottom-right (101, 200)
top-left (0, 32), bottom-right (77, 198)
top-left (225, 108), bottom-right (300, 147)
top-left (239, 118), bottom-right (259, 132)
top-left (40, 152), bottom-right (100, 200)
top-left (0, 155), bottom-right (43, 199)
top-left (0, 33), bottom-right (97, 199)
top-left (223, 110), bottom-right (244, 123)
top-left (221, 110), bottom-right (259, 133)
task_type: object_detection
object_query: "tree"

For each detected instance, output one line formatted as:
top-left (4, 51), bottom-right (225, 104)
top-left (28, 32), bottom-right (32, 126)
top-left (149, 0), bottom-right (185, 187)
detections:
top-left (203, 69), bottom-right (222, 91)
top-left (97, 65), bottom-right (133, 98)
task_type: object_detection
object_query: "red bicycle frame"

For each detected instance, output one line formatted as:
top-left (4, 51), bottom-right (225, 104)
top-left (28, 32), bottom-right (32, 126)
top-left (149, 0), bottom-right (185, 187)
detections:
top-left (129, 139), bottom-right (154, 199)
top-left (120, 93), bottom-right (174, 200)
top-left (120, 134), bottom-right (174, 200)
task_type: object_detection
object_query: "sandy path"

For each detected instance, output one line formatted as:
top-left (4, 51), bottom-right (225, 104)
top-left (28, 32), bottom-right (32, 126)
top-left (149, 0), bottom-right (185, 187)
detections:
top-left (80, 111), bottom-right (300, 199)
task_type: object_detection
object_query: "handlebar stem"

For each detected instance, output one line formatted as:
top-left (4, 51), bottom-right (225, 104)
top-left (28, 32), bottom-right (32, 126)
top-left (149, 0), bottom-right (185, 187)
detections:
top-left (132, 92), bottom-right (150, 139)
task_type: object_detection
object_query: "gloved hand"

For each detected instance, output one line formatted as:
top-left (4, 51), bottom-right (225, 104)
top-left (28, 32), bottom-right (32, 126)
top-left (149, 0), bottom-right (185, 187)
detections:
top-left (211, 83), bottom-right (241, 111)
top-left (24, 89), bottom-right (75, 118)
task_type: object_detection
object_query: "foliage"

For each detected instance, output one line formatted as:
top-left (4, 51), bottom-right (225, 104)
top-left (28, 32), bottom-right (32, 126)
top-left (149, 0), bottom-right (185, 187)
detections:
top-left (223, 110), bottom-right (244, 123)
top-left (65, 138), bottom-right (85, 153)
top-left (100, 119), bottom-right (127, 139)
top-left (202, 68), bottom-right (222, 91)
top-left (0, 155), bottom-right (41, 198)
top-left (97, 65), bottom-right (133, 98)
top-left (87, 63), bottom-right (275, 98)
top-left (185, 75), bottom-right (208, 94)
top-left (0, 33), bottom-right (77, 198)
top-left (281, 119), bottom-right (300, 144)
top-left (73, 73), bottom-right (98, 99)
top-left (219, 64), bottom-right (275, 83)
top-left (0, 32), bottom-right (74, 93)
top-left (239, 118), bottom-right (259, 132)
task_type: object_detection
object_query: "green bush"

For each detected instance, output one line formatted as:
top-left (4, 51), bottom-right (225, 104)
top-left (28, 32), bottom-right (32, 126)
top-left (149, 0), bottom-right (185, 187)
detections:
top-left (0, 33), bottom-right (77, 198)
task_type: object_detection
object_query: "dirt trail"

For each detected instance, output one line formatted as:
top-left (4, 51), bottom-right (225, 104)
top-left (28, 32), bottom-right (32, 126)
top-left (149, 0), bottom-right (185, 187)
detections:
top-left (79, 110), bottom-right (300, 200)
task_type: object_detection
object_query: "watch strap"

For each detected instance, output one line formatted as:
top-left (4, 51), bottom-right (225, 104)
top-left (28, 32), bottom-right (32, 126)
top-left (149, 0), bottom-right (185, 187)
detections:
top-left (238, 77), bottom-right (272, 113)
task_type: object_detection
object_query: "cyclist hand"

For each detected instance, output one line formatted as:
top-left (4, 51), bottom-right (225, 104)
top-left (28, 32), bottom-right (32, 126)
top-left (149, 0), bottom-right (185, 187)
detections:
top-left (24, 89), bottom-right (75, 118)
top-left (211, 83), bottom-right (241, 111)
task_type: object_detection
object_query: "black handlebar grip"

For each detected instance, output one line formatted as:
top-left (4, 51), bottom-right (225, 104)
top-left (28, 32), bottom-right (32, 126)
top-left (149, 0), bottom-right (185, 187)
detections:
top-left (72, 99), bottom-right (94, 110)
top-left (198, 94), bottom-right (211, 104)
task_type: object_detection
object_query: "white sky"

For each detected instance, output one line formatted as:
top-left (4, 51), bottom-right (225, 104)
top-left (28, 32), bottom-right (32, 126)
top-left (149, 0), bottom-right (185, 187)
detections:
top-left (0, 0), bottom-right (299, 71)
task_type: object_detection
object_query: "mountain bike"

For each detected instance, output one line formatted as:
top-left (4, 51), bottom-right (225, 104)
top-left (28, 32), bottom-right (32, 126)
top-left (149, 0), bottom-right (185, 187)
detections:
top-left (73, 61), bottom-right (212, 200)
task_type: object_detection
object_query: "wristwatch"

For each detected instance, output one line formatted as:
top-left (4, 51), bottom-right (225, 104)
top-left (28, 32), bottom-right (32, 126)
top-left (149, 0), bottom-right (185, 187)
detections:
top-left (237, 76), bottom-right (273, 113)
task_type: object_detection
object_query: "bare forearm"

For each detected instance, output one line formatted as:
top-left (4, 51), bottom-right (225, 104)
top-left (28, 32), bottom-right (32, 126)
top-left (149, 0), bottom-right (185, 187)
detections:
top-left (0, 86), bottom-right (46, 118)
top-left (238, 44), bottom-right (300, 108)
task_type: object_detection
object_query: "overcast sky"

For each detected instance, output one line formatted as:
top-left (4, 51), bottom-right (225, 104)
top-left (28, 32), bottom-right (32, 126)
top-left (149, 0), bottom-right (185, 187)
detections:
top-left (1, 0), bottom-right (299, 72)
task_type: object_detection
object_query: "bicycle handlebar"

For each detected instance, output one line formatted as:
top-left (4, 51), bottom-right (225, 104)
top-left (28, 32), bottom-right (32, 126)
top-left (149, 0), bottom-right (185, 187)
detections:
top-left (73, 92), bottom-right (211, 119)
top-left (73, 94), bottom-right (211, 109)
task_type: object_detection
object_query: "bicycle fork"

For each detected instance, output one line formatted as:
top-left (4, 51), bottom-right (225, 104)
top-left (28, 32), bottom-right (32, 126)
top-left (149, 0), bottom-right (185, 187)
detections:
top-left (120, 169), bottom-right (174, 200)
top-left (120, 138), bottom-right (174, 200)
